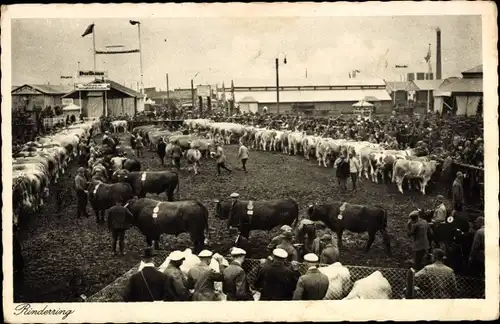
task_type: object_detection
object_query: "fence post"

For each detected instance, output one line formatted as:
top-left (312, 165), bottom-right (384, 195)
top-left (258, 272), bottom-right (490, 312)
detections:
top-left (405, 268), bottom-right (415, 299)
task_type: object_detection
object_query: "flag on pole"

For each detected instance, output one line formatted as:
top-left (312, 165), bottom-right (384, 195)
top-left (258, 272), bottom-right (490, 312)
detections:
top-left (82, 24), bottom-right (94, 37)
top-left (130, 20), bottom-right (140, 25)
top-left (424, 44), bottom-right (431, 62)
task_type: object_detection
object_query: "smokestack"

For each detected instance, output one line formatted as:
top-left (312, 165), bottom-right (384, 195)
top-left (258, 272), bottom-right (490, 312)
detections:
top-left (436, 27), bottom-right (442, 80)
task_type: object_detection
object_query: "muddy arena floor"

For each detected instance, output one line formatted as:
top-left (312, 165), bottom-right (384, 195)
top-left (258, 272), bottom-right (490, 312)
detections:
top-left (16, 131), bottom-right (447, 302)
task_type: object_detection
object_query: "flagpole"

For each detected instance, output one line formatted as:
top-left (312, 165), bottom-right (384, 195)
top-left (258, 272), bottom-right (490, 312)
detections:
top-left (137, 23), bottom-right (144, 94)
top-left (92, 25), bottom-right (97, 81)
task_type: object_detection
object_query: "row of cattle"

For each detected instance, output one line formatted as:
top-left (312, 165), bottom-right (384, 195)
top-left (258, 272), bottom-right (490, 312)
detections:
top-left (183, 119), bottom-right (452, 195)
top-left (12, 120), bottom-right (101, 219)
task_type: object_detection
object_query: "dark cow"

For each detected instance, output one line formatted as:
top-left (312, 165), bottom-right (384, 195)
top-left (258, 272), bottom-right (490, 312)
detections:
top-left (122, 158), bottom-right (141, 172)
top-left (115, 170), bottom-right (179, 201)
top-left (125, 197), bottom-right (210, 254)
top-left (307, 201), bottom-right (391, 256)
top-left (87, 180), bottom-right (134, 223)
top-left (214, 198), bottom-right (299, 239)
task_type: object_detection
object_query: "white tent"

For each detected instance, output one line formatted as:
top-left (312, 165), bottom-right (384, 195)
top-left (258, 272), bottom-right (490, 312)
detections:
top-left (62, 104), bottom-right (81, 111)
top-left (352, 100), bottom-right (374, 108)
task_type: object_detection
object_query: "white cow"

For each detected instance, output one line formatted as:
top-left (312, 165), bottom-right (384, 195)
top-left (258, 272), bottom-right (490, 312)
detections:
top-left (111, 120), bottom-right (128, 133)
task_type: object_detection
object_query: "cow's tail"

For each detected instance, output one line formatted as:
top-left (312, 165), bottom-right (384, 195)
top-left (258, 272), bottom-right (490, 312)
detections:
top-left (290, 198), bottom-right (300, 227)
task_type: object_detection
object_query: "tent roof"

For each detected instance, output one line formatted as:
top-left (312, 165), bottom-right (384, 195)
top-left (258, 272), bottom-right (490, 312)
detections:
top-left (12, 84), bottom-right (73, 95)
top-left (462, 65), bottom-right (483, 74)
top-left (413, 79), bottom-right (446, 91)
top-left (438, 78), bottom-right (483, 93)
top-left (352, 100), bottom-right (374, 107)
top-left (385, 81), bottom-right (419, 92)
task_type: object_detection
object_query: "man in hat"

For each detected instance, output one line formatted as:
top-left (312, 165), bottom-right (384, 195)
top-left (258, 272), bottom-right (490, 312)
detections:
top-left (267, 225), bottom-right (293, 252)
top-left (415, 248), bottom-right (457, 299)
top-left (214, 144), bottom-right (232, 175)
top-left (276, 231), bottom-right (299, 262)
top-left (74, 167), bottom-right (89, 219)
top-left (163, 250), bottom-right (191, 301)
top-left (124, 247), bottom-right (170, 302)
top-left (452, 172), bottom-right (465, 212)
top-left (254, 248), bottom-right (301, 300)
top-left (334, 153), bottom-right (350, 191)
top-left (238, 141), bottom-right (249, 173)
top-left (157, 137), bottom-right (167, 166)
top-left (170, 143), bottom-right (183, 170)
top-left (348, 151), bottom-right (361, 191)
top-left (319, 234), bottom-right (340, 265)
top-left (227, 192), bottom-right (250, 235)
top-left (187, 250), bottom-right (226, 301)
top-left (432, 195), bottom-right (448, 224)
top-left (222, 247), bottom-right (253, 301)
top-left (407, 210), bottom-right (433, 271)
top-left (106, 199), bottom-right (134, 256)
top-left (469, 216), bottom-right (485, 277)
top-left (135, 133), bottom-right (144, 158)
top-left (293, 253), bottom-right (329, 300)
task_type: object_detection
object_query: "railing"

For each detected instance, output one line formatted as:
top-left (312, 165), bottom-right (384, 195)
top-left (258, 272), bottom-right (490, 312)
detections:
top-left (85, 258), bottom-right (484, 302)
top-left (42, 117), bottom-right (67, 129)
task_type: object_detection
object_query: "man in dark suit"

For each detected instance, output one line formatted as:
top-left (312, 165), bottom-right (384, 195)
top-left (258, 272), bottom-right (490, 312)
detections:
top-left (106, 200), bottom-right (134, 256)
top-left (222, 247), bottom-right (254, 301)
top-left (123, 248), bottom-right (169, 302)
top-left (452, 172), bottom-right (465, 212)
top-left (254, 248), bottom-right (301, 300)
top-left (407, 210), bottom-right (433, 271)
top-left (163, 250), bottom-right (192, 301)
top-left (157, 138), bottom-right (167, 166)
top-left (187, 250), bottom-right (226, 301)
top-left (293, 253), bottom-right (329, 300)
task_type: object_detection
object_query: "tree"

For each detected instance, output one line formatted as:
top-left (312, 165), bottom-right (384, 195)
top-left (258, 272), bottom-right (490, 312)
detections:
top-left (54, 105), bottom-right (63, 116)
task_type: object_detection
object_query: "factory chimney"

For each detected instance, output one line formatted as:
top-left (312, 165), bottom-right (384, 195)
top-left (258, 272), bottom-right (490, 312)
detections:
top-left (436, 27), bottom-right (442, 80)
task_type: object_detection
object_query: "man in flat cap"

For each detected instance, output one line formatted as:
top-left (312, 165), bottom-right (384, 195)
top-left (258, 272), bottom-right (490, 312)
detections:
top-left (222, 247), bottom-right (253, 301)
top-left (452, 171), bottom-right (465, 212)
top-left (407, 210), bottom-right (433, 271)
top-left (124, 247), bottom-right (169, 302)
top-left (267, 225), bottom-right (293, 253)
top-left (319, 234), bottom-right (340, 265)
top-left (432, 195), bottom-right (448, 224)
top-left (187, 250), bottom-right (226, 301)
top-left (254, 248), bottom-right (301, 300)
top-left (163, 250), bottom-right (191, 301)
top-left (277, 231), bottom-right (299, 262)
top-left (293, 253), bottom-right (329, 300)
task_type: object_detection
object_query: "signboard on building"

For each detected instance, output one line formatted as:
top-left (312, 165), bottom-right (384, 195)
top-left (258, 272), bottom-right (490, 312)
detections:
top-left (79, 70), bottom-right (107, 77)
top-left (197, 85), bottom-right (211, 97)
top-left (62, 98), bottom-right (74, 106)
top-left (76, 83), bottom-right (111, 91)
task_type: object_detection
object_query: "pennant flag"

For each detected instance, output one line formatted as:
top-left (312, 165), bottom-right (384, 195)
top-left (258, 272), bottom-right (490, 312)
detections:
top-left (424, 44), bottom-right (431, 62)
top-left (130, 20), bottom-right (140, 25)
top-left (82, 24), bottom-right (94, 37)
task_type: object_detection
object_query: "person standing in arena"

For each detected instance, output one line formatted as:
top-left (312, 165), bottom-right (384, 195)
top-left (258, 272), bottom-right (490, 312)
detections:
top-left (74, 167), bottom-right (89, 219)
top-left (348, 151), bottom-right (361, 191)
top-left (292, 253), bottom-right (329, 300)
top-left (276, 231), bottom-right (299, 262)
top-left (469, 216), bottom-right (485, 277)
top-left (135, 133), bottom-right (144, 157)
top-left (333, 153), bottom-right (350, 191)
top-left (238, 141), bottom-right (249, 173)
top-left (267, 225), bottom-right (293, 252)
top-left (157, 138), bottom-right (167, 166)
top-left (186, 250), bottom-right (226, 301)
top-left (214, 143), bottom-right (232, 175)
top-left (163, 251), bottom-right (192, 301)
top-left (106, 200), bottom-right (134, 256)
top-left (170, 143), bottom-right (182, 170)
top-left (222, 248), bottom-right (254, 301)
top-left (407, 210), bottom-right (433, 271)
top-left (452, 171), bottom-right (465, 212)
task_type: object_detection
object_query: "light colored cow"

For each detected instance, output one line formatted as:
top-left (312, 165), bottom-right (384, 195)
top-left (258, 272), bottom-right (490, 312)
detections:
top-left (392, 159), bottom-right (439, 194)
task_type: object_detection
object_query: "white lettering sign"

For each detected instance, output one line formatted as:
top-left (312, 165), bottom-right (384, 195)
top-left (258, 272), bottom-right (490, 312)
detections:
top-left (197, 85), bottom-right (211, 97)
top-left (62, 98), bottom-right (74, 106)
top-left (79, 70), bottom-right (107, 77)
top-left (76, 83), bottom-right (110, 91)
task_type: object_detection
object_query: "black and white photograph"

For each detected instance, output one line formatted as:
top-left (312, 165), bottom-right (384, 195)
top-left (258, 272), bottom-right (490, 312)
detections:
top-left (2, 2), bottom-right (498, 323)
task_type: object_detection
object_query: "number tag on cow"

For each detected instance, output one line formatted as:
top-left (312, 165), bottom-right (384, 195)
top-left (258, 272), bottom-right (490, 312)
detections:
top-left (141, 172), bottom-right (147, 182)
top-left (152, 203), bottom-right (161, 219)
top-left (247, 210), bottom-right (254, 216)
top-left (339, 202), bottom-right (347, 212)
top-left (447, 216), bottom-right (454, 223)
top-left (338, 214), bottom-right (343, 220)
top-left (93, 183), bottom-right (101, 195)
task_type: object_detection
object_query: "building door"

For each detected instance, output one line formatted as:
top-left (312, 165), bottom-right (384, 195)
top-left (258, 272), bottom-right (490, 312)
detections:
top-left (87, 92), bottom-right (103, 117)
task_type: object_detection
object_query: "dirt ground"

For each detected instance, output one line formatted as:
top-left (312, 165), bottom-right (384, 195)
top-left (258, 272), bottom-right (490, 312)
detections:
top-left (16, 131), bottom-right (445, 302)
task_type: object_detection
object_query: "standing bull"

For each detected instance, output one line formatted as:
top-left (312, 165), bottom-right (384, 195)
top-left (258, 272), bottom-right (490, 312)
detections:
top-left (87, 180), bottom-right (134, 224)
top-left (307, 202), bottom-right (391, 256)
top-left (125, 197), bottom-right (210, 253)
top-left (115, 170), bottom-right (179, 201)
top-left (214, 198), bottom-right (299, 239)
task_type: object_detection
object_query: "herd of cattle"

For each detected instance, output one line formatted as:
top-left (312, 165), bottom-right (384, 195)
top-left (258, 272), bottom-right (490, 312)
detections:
top-left (179, 118), bottom-right (453, 195)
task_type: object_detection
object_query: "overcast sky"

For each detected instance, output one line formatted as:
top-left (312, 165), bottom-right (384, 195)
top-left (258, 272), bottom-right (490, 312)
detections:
top-left (11, 15), bottom-right (481, 90)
